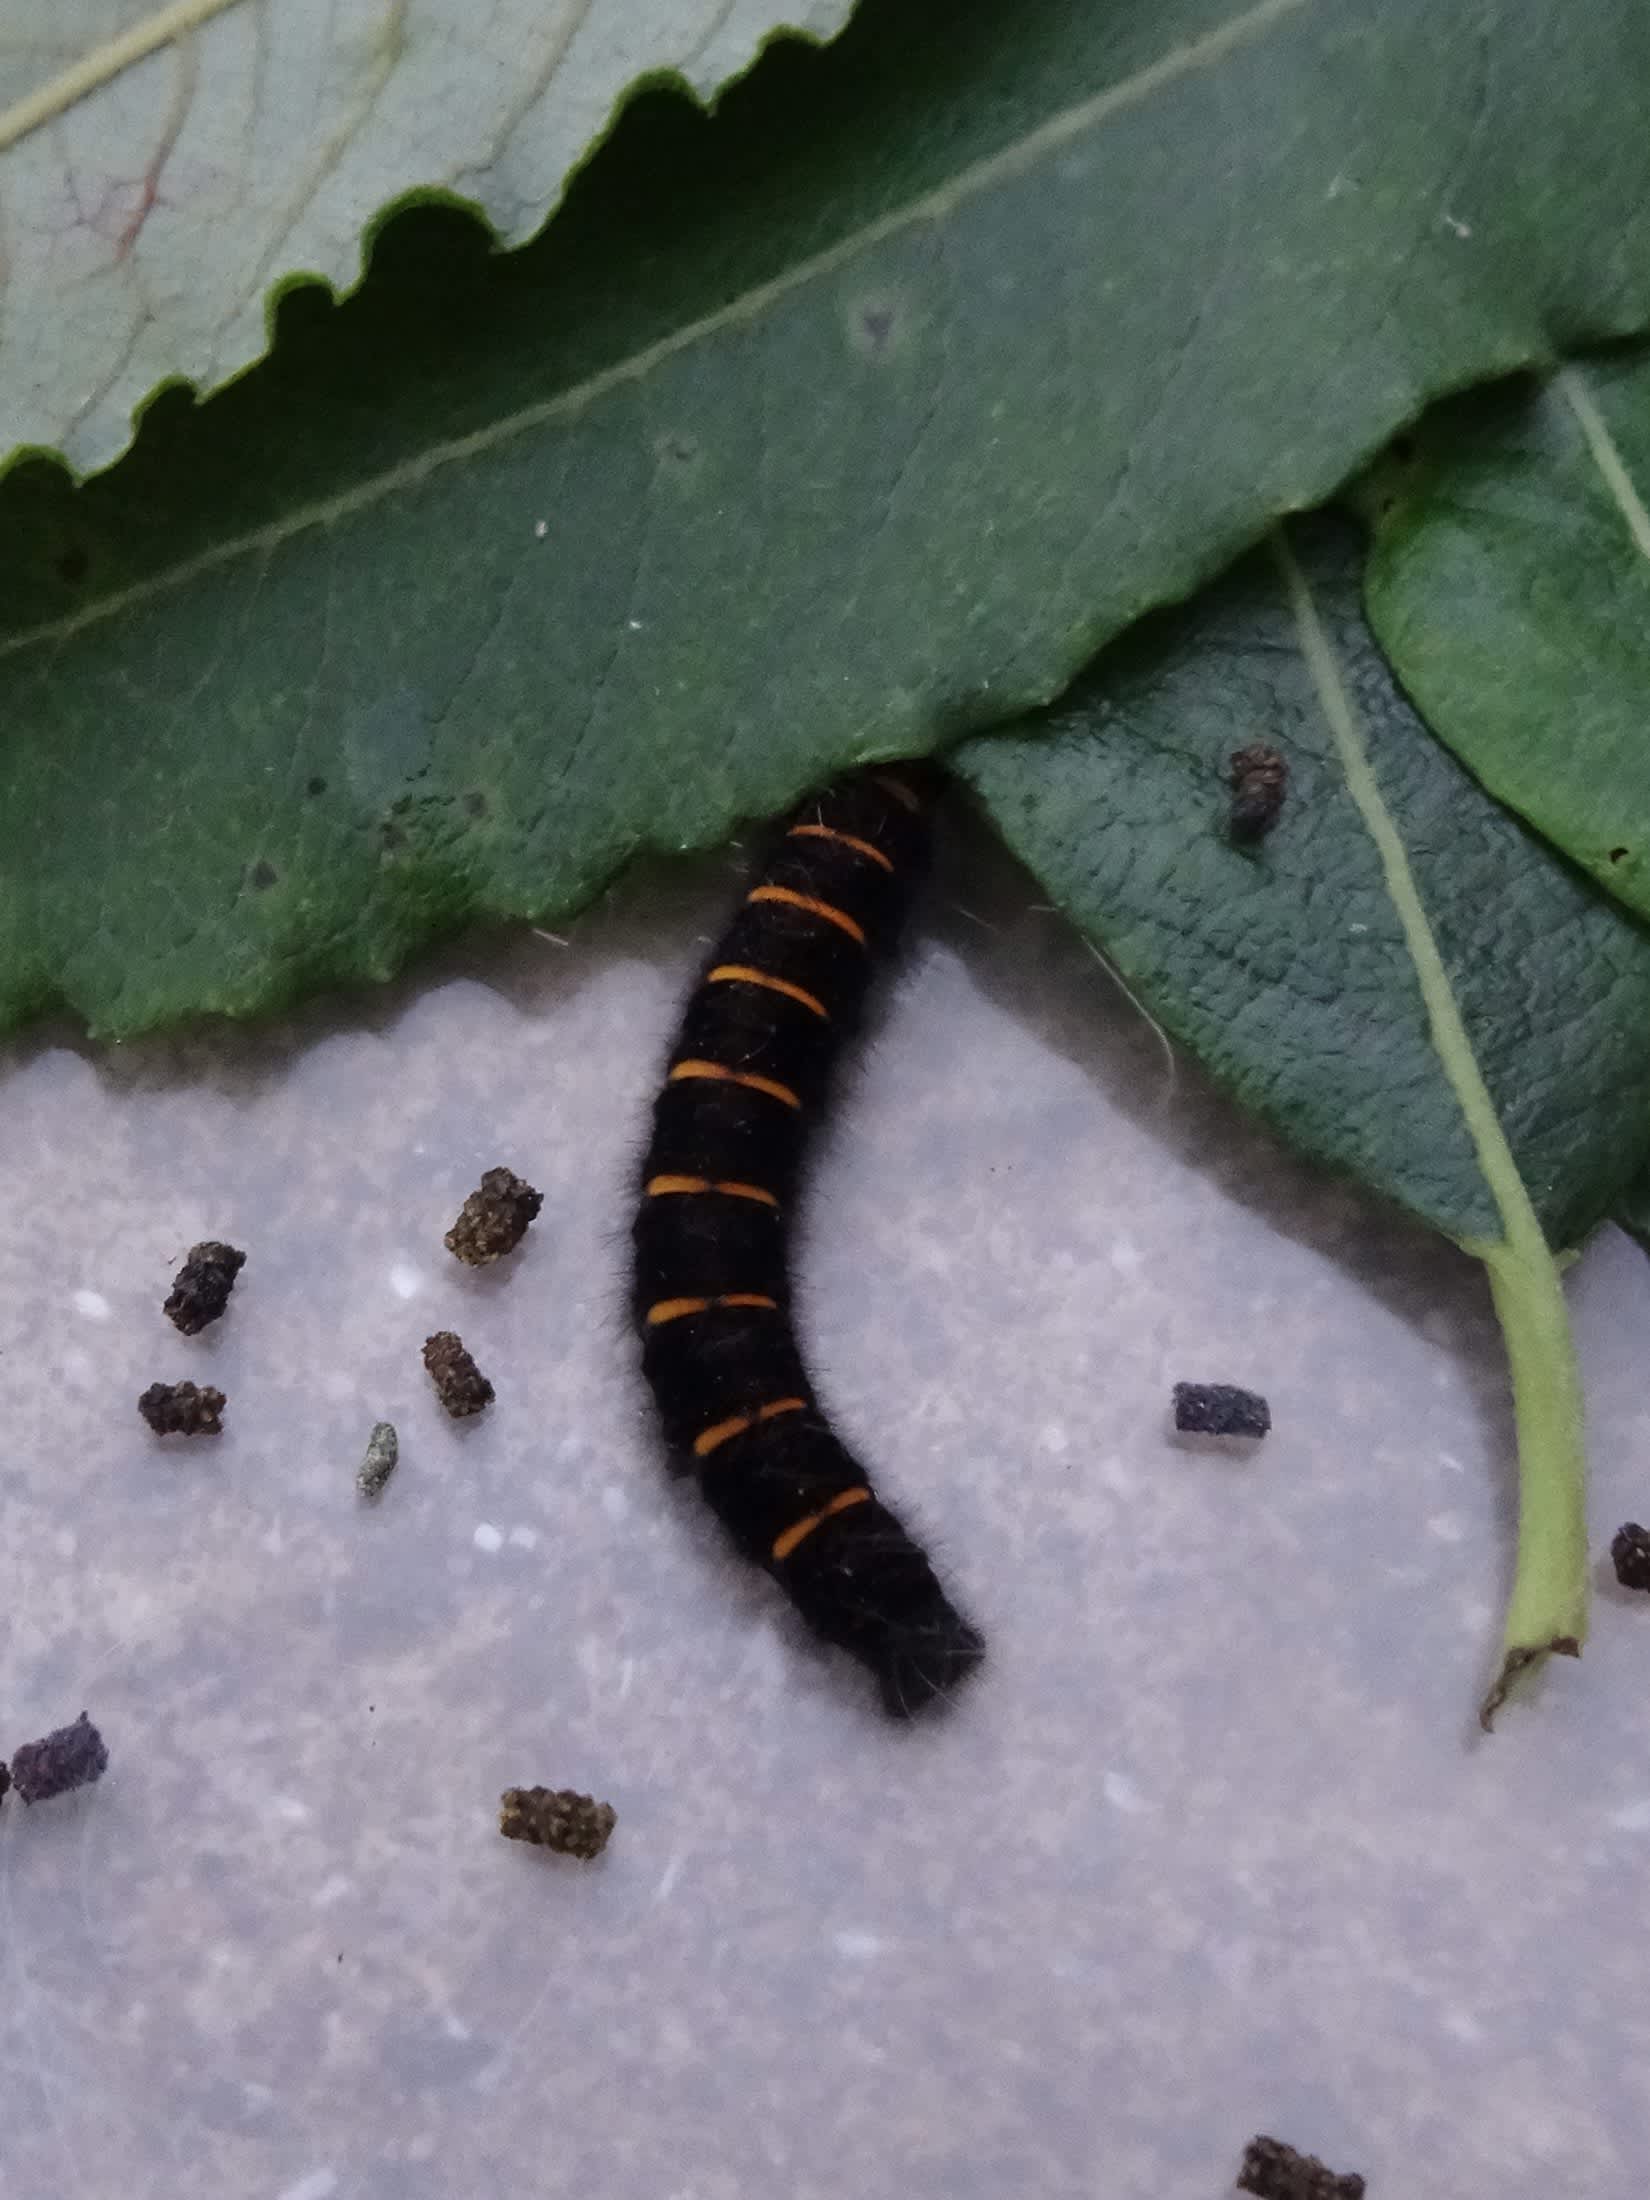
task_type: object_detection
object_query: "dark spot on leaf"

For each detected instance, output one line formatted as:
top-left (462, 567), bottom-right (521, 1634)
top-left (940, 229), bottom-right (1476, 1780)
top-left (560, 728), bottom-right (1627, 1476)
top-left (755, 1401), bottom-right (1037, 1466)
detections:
top-left (463, 789), bottom-right (488, 819)
top-left (845, 287), bottom-right (917, 361)
top-left (380, 820), bottom-right (408, 853)
top-left (653, 430), bottom-right (702, 484)
top-left (55, 544), bottom-right (90, 585)
top-left (247, 859), bottom-right (279, 891)
top-left (1610, 846), bottom-right (1629, 864)
top-left (306, 775), bottom-right (328, 797)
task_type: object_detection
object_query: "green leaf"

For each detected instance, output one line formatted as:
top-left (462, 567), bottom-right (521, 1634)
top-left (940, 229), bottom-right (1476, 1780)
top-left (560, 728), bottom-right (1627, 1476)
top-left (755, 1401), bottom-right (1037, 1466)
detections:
top-left (957, 515), bottom-right (1650, 1719)
top-left (12, 0), bottom-right (1650, 1038)
top-left (1362, 351), bottom-right (1650, 926)
top-left (0, 0), bottom-right (854, 481)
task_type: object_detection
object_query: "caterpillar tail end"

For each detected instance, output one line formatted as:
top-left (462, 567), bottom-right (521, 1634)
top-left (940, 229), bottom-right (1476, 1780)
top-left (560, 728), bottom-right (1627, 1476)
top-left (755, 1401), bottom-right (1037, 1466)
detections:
top-left (876, 1608), bottom-right (986, 1720)
top-left (777, 1487), bottom-right (984, 1718)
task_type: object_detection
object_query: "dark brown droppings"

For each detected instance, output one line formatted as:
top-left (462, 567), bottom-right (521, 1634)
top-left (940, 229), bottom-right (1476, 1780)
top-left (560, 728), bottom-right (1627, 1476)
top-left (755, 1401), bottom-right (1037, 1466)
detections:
top-left (1611, 1522), bottom-right (1650, 1592)
top-left (444, 1167), bottom-right (543, 1266)
top-left (1173, 1382), bottom-right (1270, 1439)
top-left (499, 1786), bottom-right (616, 1859)
top-left (11, 1713), bottom-right (109, 1804)
top-left (1237, 2135), bottom-right (1365, 2200)
top-left (139, 1380), bottom-right (226, 1435)
top-left (422, 1331), bottom-right (494, 1417)
top-left (1228, 743), bottom-right (1288, 843)
top-left (163, 1240), bottom-right (246, 1334)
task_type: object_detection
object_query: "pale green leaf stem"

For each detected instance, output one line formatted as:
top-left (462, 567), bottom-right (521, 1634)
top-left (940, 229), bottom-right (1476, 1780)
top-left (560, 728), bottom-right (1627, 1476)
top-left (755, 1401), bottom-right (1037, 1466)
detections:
top-left (1275, 527), bottom-right (1587, 1727)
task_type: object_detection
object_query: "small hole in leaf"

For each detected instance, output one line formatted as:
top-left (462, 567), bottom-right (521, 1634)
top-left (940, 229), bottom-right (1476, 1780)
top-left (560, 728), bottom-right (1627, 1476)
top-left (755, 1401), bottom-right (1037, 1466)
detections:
top-left (247, 859), bottom-right (279, 891)
top-left (55, 544), bottom-right (90, 584)
top-left (1609, 847), bottom-right (1629, 864)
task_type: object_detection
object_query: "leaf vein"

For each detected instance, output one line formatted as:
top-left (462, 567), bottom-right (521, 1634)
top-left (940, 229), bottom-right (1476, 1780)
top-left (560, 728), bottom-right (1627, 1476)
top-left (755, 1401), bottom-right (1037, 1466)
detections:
top-left (1272, 521), bottom-right (1543, 1263)
top-left (0, 0), bottom-right (249, 154)
top-left (1556, 364), bottom-right (1650, 563)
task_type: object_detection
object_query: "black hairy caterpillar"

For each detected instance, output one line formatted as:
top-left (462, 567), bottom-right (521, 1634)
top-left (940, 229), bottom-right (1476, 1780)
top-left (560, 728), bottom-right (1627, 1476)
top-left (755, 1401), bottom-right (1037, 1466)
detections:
top-left (631, 765), bottom-right (983, 1716)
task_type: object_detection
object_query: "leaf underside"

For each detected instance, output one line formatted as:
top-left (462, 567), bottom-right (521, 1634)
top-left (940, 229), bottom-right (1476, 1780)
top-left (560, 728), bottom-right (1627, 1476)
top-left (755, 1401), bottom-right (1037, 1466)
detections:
top-left (0, 0), bottom-right (855, 482)
top-left (9, 0), bottom-right (1650, 1038)
top-left (954, 515), bottom-right (1650, 1256)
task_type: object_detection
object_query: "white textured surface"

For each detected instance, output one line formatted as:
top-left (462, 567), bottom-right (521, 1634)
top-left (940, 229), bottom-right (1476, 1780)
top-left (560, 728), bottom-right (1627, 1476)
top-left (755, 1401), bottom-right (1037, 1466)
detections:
top-left (0, 0), bottom-right (852, 478)
top-left (2, 817), bottom-right (1649, 2196)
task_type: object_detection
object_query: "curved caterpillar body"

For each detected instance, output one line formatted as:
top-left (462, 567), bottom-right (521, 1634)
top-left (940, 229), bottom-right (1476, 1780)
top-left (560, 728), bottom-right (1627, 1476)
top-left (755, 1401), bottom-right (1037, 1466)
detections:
top-left (632, 766), bottom-right (983, 1717)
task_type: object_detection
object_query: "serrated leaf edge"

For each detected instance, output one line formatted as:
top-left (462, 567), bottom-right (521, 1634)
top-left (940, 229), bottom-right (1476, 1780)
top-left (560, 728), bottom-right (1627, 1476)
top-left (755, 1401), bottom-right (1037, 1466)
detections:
top-left (0, 0), bottom-right (1310, 662)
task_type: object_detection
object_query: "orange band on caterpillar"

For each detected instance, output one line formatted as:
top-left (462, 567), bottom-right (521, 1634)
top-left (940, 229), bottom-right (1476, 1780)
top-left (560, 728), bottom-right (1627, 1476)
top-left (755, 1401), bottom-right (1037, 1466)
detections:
top-left (746, 884), bottom-right (867, 947)
top-left (705, 964), bottom-right (830, 1019)
top-left (692, 1397), bottom-right (808, 1459)
top-left (644, 1174), bottom-right (780, 1208)
top-left (770, 1485), bottom-right (872, 1562)
top-left (667, 1059), bottom-right (802, 1110)
top-left (787, 823), bottom-right (896, 874)
top-left (645, 1294), bottom-right (779, 1327)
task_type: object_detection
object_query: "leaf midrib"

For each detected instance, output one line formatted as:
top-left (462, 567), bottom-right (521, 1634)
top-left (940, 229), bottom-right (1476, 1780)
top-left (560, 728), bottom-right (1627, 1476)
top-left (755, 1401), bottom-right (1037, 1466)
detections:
top-left (0, 0), bottom-right (1312, 667)
top-left (1555, 365), bottom-right (1650, 563)
top-left (1272, 523), bottom-right (1545, 1263)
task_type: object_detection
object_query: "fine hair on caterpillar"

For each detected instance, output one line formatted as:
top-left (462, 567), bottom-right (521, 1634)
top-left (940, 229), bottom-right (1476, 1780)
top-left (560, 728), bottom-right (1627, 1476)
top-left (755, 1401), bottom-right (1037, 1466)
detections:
top-left (631, 764), bottom-right (983, 1717)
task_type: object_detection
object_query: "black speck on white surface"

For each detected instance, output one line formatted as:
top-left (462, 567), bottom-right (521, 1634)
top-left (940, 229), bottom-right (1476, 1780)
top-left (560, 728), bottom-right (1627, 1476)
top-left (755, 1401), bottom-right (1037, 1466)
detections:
top-left (1173, 1381), bottom-right (1271, 1439)
top-left (10, 1709), bottom-right (108, 1803)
